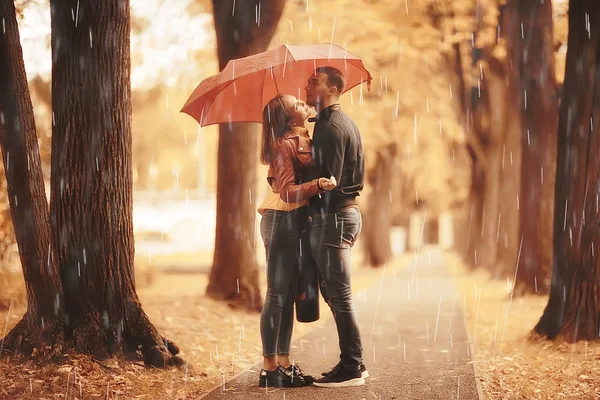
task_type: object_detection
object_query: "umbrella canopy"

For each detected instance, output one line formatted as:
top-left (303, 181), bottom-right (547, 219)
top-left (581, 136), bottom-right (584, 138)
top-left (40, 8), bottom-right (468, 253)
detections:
top-left (181, 43), bottom-right (372, 126)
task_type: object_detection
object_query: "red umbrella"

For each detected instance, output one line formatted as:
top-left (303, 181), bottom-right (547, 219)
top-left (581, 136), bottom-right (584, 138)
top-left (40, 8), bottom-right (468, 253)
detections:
top-left (180, 43), bottom-right (372, 126)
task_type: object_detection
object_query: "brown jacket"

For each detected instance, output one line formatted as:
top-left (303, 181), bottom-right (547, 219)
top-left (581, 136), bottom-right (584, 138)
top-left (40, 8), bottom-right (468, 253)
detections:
top-left (267, 126), bottom-right (323, 204)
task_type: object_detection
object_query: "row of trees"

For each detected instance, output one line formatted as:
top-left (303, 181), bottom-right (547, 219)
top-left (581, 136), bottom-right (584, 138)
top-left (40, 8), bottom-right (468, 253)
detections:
top-left (459, 0), bottom-right (600, 341)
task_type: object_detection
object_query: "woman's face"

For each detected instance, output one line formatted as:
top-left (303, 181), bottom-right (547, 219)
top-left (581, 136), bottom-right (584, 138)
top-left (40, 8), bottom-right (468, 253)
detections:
top-left (282, 95), bottom-right (311, 124)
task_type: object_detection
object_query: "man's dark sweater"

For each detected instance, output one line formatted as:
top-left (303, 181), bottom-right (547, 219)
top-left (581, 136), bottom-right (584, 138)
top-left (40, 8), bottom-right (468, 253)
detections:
top-left (306, 104), bottom-right (365, 214)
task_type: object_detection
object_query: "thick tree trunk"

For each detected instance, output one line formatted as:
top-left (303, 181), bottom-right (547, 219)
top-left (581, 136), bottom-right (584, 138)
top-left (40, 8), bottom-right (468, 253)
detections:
top-left (49, 0), bottom-right (180, 366)
top-left (492, 1), bottom-right (522, 280)
top-left (0, 0), bottom-right (64, 357)
top-left (514, 0), bottom-right (557, 296)
top-left (474, 57), bottom-right (505, 270)
top-left (364, 143), bottom-right (397, 267)
top-left (206, 0), bottom-right (285, 311)
top-left (534, 1), bottom-right (600, 341)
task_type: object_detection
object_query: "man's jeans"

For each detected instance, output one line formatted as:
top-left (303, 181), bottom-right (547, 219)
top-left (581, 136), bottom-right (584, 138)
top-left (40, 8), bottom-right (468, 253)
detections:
top-left (310, 205), bottom-right (363, 370)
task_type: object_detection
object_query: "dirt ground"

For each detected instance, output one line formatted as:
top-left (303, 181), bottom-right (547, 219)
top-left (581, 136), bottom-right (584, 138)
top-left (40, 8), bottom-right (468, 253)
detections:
top-left (0, 250), bottom-right (383, 400)
top-left (446, 251), bottom-right (600, 400)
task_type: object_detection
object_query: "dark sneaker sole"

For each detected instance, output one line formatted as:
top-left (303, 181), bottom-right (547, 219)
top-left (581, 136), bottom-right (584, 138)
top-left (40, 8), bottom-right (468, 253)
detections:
top-left (313, 377), bottom-right (365, 387)
top-left (258, 380), bottom-right (305, 388)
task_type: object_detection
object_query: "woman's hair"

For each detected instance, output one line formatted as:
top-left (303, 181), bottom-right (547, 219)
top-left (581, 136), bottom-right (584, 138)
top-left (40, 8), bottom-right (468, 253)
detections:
top-left (260, 94), bottom-right (291, 165)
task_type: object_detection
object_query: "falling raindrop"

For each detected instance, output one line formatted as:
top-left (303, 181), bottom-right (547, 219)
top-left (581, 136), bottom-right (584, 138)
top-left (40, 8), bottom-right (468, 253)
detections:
top-left (255, 2), bottom-right (261, 26)
top-left (88, 28), bottom-right (93, 48)
top-left (433, 296), bottom-right (441, 343)
top-left (520, 22), bottom-right (524, 39)
top-left (5, 151), bottom-right (9, 171)
top-left (2, 18), bottom-right (5, 34)
top-left (413, 114), bottom-right (417, 144)
top-left (75, 0), bottom-right (80, 27)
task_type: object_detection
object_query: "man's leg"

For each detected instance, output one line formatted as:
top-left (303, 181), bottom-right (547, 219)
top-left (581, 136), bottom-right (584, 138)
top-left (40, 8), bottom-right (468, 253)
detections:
top-left (310, 207), bottom-right (363, 371)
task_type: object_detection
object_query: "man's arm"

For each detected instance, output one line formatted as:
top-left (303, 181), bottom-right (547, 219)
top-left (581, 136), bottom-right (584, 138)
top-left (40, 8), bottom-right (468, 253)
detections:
top-left (314, 122), bottom-right (345, 184)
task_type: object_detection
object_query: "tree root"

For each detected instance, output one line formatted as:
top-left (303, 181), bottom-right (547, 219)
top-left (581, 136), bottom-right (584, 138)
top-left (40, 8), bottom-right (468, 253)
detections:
top-left (67, 311), bottom-right (184, 368)
top-left (0, 313), bottom-right (65, 360)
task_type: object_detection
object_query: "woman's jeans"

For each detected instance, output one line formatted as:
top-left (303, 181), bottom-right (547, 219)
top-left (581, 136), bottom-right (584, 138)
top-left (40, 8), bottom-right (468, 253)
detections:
top-left (260, 207), bottom-right (309, 357)
top-left (310, 205), bottom-right (363, 370)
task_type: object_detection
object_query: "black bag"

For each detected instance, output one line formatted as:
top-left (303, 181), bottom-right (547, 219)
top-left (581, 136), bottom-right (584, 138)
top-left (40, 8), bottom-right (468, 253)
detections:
top-left (295, 249), bottom-right (321, 323)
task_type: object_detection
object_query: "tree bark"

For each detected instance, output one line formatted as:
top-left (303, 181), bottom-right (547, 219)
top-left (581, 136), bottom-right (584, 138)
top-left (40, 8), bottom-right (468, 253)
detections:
top-left (206, 0), bottom-right (285, 311)
top-left (0, 0), bottom-right (64, 358)
top-left (364, 143), bottom-right (397, 266)
top-left (534, 1), bottom-right (600, 341)
top-left (492, 1), bottom-right (522, 280)
top-left (514, 0), bottom-right (557, 296)
top-left (473, 55), bottom-right (506, 270)
top-left (49, 0), bottom-right (180, 366)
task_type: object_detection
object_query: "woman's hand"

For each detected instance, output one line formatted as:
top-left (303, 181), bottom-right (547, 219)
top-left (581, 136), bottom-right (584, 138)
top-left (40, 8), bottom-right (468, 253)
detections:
top-left (318, 177), bottom-right (337, 191)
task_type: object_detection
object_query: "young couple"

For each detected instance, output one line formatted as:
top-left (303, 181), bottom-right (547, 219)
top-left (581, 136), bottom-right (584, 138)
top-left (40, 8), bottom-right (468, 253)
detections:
top-left (257, 66), bottom-right (367, 388)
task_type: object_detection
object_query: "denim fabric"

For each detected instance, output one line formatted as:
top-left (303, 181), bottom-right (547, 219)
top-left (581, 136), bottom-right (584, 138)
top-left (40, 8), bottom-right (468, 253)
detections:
top-left (259, 207), bottom-right (309, 356)
top-left (309, 206), bottom-right (363, 370)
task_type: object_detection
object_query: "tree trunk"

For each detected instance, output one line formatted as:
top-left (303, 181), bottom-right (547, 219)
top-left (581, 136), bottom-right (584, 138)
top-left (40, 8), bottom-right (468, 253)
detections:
top-left (492, 1), bottom-right (522, 280)
top-left (514, 0), bottom-right (557, 296)
top-left (0, 0), bottom-right (64, 357)
top-left (475, 56), bottom-right (505, 270)
top-left (534, 1), bottom-right (600, 341)
top-left (206, 0), bottom-right (285, 311)
top-left (364, 143), bottom-right (397, 266)
top-left (49, 0), bottom-right (180, 366)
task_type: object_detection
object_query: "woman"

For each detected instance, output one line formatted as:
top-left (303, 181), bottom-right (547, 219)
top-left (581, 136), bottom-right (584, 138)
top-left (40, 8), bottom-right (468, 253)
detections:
top-left (257, 94), bottom-right (336, 388)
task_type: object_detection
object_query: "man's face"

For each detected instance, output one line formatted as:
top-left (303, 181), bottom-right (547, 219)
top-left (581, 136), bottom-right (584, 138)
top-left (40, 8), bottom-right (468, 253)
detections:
top-left (305, 72), bottom-right (331, 107)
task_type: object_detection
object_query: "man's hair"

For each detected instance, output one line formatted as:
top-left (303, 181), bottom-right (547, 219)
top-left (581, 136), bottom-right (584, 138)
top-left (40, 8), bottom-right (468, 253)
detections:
top-left (316, 66), bottom-right (345, 95)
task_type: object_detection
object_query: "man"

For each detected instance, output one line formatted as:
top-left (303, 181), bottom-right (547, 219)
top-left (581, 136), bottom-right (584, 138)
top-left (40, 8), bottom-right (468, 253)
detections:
top-left (304, 66), bottom-right (368, 387)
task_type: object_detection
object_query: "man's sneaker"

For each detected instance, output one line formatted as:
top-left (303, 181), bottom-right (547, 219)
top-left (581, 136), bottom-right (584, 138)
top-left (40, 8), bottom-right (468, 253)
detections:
top-left (258, 365), bottom-right (306, 388)
top-left (284, 363), bottom-right (314, 385)
top-left (322, 363), bottom-right (369, 379)
top-left (313, 363), bottom-right (365, 387)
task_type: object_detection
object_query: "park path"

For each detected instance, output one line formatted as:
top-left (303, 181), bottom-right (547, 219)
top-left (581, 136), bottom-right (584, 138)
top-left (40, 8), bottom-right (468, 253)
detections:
top-left (198, 247), bottom-right (482, 400)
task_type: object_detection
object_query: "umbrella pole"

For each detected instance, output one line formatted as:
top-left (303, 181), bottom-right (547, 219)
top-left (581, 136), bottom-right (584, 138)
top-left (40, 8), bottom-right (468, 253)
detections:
top-left (270, 66), bottom-right (281, 94)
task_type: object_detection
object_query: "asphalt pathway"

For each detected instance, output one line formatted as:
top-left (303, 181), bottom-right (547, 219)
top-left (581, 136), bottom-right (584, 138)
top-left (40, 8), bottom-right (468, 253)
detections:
top-left (199, 247), bottom-right (481, 400)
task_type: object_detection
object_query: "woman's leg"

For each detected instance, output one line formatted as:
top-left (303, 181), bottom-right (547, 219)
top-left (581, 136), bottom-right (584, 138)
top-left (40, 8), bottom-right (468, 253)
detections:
top-left (276, 210), bottom-right (308, 366)
top-left (260, 211), bottom-right (298, 371)
top-left (276, 264), bottom-right (299, 367)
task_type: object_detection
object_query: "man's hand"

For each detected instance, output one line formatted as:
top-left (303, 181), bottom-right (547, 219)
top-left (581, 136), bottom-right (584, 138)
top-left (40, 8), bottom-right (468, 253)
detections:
top-left (318, 177), bottom-right (337, 191)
